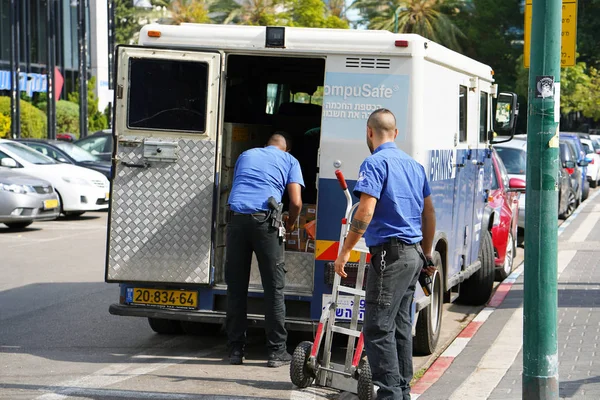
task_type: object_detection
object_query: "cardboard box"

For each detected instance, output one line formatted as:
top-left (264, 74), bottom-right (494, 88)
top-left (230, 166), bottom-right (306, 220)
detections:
top-left (302, 204), bottom-right (316, 222)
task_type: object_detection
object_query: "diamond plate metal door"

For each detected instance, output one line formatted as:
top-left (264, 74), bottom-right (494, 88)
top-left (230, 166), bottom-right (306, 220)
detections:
top-left (106, 137), bottom-right (216, 284)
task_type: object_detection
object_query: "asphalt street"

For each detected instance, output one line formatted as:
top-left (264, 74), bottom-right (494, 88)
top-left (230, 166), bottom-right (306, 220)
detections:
top-left (0, 212), bottom-right (521, 400)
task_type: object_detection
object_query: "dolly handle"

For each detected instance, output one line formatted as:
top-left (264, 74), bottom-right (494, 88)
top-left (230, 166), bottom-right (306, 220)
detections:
top-left (335, 170), bottom-right (348, 190)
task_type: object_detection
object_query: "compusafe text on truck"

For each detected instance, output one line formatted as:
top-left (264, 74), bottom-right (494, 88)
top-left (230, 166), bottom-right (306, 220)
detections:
top-left (104, 23), bottom-right (519, 358)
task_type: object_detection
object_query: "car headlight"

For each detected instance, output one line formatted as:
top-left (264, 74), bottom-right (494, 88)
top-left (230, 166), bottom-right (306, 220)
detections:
top-left (62, 177), bottom-right (90, 186)
top-left (0, 182), bottom-right (35, 194)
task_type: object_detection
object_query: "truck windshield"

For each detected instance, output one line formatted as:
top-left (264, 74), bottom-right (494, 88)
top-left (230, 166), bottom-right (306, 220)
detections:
top-left (496, 147), bottom-right (526, 175)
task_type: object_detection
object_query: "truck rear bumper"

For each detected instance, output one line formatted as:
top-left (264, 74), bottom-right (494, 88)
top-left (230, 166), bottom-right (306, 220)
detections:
top-left (108, 303), bottom-right (319, 332)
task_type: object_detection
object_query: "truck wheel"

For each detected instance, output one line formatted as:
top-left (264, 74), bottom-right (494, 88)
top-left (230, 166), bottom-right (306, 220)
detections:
top-left (147, 317), bottom-right (183, 334)
top-left (590, 179), bottom-right (598, 189)
top-left (413, 251), bottom-right (444, 356)
top-left (495, 232), bottom-right (515, 281)
top-left (290, 341), bottom-right (315, 388)
top-left (357, 357), bottom-right (374, 400)
top-left (459, 229), bottom-right (494, 306)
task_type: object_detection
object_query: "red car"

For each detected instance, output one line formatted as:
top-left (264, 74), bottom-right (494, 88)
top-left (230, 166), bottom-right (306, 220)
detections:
top-left (489, 148), bottom-right (525, 280)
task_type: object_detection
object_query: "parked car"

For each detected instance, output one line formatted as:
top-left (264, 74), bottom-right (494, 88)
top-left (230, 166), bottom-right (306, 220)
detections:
top-left (490, 149), bottom-right (524, 280)
top-left (0, 139), bottom-right (110, 217)
top-left (578, 137), bottom-right (600, 188)
top-left (560, 132), bottom-right (590, 201)
top-left (15, 139), bottom-right (112, 180)
top-left (0, 168), bottom-right (60, 229)
top-left (558, 140), bottom-right (581, 219)
top-left (73, 129), bottom-right (113, 162)
top-left (494, 137), bottom-right (527, 230)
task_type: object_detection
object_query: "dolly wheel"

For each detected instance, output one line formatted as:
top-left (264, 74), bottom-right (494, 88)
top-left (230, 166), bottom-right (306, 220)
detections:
top-left (290, 341), bottom-right (315, 388)
top-left (357, 357), bottom-right (374, 400)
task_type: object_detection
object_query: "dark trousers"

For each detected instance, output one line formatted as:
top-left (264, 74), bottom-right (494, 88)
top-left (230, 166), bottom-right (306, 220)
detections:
top-left (225, 213), bottom-right (287, 354)
top-left (364, 241), bottom-right (422, 400)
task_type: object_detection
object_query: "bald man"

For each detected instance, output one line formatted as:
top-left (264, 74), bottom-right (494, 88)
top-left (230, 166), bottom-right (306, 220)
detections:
top-left (334, 109), bottom-right (436, 399)
top-left (225, 132), bottom-right (304, 368)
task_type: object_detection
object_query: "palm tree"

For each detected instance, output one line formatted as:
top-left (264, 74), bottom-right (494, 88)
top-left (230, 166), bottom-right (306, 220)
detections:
top-left (328, 0), bottom-right (346, 18)
top-left (350, 0), bottom-right (465, 51)
top-left (222, 0), bottom-right (285, 26)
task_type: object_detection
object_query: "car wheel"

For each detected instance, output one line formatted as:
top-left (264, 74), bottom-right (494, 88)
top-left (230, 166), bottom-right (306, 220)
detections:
top-left (5, 221), bottom-right (33, 230)
top-left (590, 179), bottom-right (598, 189)
top-left (495, 232), bottom-right (515, 281)
top-left (582, 180), bottom-right (590, 201)
top-left (559, 189), bottom-right (577, 220)
top-left (63, 211), bottom-right (85, 218)
top-left (413, 251), bottom-right (444, 356)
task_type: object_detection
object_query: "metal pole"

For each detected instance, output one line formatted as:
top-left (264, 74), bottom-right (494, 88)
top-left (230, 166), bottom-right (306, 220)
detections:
top-left (77, 0), bottom-right (88, 138)
top-left (47, 0), bottom-right (57, 140)
top-left (9, 0), bottom-right (21, 139)
top-left (522, 0), bottom-right (562, 398)
top-left (107, 0), bottom-right (115, 90)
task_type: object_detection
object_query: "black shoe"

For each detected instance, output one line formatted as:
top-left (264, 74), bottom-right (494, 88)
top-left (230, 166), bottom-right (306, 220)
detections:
top-left (267, 350), bottom-right (292, 368)
top-left (229, 346), bottom-right (244, 365)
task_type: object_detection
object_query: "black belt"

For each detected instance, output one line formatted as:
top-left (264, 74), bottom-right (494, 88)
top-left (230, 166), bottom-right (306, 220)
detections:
top-left (231, 211), bottom-right (268, 217)
top-left (369, 237), bottom-right (418, 255)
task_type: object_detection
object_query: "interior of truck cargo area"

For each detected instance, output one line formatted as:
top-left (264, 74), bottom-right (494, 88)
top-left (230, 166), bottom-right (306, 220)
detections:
top-left (213, 54), bottom-right (326, 288)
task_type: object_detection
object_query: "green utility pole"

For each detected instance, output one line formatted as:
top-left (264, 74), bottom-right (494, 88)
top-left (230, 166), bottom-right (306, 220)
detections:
top-left (523, 0), bottom-right (561, 398)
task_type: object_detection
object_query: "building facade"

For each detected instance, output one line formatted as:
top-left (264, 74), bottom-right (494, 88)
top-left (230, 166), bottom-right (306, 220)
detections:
top-left (0, 0), bottom-right (110, 112)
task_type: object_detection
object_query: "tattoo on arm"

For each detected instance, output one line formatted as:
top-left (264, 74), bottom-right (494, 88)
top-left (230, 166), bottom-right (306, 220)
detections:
top-left (350, 218), bottom-right (370, 234)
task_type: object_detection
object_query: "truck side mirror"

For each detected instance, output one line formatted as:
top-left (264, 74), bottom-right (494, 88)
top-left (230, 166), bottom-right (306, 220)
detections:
top-left (491, 92), bottom-right (519, 144)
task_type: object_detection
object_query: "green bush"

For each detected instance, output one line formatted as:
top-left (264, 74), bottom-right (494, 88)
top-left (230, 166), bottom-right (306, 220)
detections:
top-left (56, 100), bottom-right (80, 137)
top-left (0, 96), bottom-right (47, 139)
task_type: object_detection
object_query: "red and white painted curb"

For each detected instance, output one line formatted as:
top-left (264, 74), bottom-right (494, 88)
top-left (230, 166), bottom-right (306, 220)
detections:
top-left (410, 263), bottom-right (524, 398)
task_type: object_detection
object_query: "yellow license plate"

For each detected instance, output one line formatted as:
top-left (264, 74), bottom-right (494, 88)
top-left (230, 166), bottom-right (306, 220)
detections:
top-left (131, 288), bottom-right (198, 308)
top-left (44, 199), bottom-right (59, 210)
top-left (105, 192), bottom-right (110, 200)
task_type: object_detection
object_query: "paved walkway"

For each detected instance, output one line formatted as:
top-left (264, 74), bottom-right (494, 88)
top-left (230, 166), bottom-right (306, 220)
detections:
top-left (415, 190), bottom-right (600, 400)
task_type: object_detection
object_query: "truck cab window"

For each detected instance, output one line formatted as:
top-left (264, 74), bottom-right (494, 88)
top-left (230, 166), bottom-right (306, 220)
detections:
top-left (459, 85), bottom-right (467, 142)
top-left (128, 58), bottom-right (209, 133)
top-left (479, 91), bottom-right (489, 142)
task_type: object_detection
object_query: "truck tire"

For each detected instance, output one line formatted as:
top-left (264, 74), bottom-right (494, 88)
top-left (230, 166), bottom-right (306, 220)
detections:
top-left (147, 317), bottom-right (183, 334)
top-left (413, 251), bottom-right (444, 356)
top-left (290, 341), bottom-right (315, 388)
top-left (357, 357), bottom-right (374, 400)
top-left (459, 229), bottom-right (494, 306)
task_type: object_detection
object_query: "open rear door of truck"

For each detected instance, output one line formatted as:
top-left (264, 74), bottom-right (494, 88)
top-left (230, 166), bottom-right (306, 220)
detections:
top-left (105, 46), bottom-right (222, 285)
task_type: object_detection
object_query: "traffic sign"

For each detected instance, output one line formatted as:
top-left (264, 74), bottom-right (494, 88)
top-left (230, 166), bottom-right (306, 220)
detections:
top-left (524, 0), bottom-right (578, 68)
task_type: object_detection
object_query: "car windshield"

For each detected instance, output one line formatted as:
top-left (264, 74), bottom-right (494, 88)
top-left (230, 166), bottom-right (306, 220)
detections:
top-left (495, 147), bottom-right (526, 175)
top-left (54, 142), bottom-right (100, 162)
top-left (1, 142), bottom-right (57, 165)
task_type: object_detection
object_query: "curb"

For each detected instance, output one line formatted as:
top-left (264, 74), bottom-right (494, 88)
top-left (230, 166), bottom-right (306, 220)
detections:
top-left (410, 263), bottom-right (524, 398)
top-left (411, 188), bottom-right (600, 399)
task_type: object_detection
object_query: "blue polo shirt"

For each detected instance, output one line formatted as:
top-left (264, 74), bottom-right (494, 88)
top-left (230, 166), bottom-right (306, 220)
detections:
top-left (353, 142), bottom-right (431, 247)
top-left (228, 145), bottom-right (305, 213)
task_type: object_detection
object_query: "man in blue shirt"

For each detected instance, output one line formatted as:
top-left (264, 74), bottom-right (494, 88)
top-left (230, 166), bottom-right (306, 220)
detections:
top-left (226, 132), bottom-right (304, 368)
top-left (334, 109), bottom-right (436, 399)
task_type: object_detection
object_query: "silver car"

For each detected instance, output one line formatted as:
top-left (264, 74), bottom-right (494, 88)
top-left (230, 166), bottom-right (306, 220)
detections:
top-left (0, 167), bottom-right (60, 229)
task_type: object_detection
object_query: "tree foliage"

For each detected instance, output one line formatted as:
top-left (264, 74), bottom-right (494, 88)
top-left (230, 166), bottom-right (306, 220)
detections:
top-left (67, 77), bottom-right (108, 133)
top-left (0, 97), bottom-right (47, 139)
top-left (350, 0), bottom-right (464, 51)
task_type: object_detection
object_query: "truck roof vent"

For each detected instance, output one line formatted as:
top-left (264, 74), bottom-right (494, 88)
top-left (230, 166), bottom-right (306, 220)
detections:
top-left (345, 57), bottom-right (391, 69)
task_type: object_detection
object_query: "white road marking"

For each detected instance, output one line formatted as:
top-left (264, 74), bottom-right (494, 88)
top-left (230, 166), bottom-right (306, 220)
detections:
top-left (442, 248), bottom-right (574, 399)
top-left (568, 211), bottom-right (600, 242)
top-left (473, 307), bottom-right (495, 323)
top-left (441, 338), bottom-right (470, 358)
top-left (35, 342), bottom-right (225, 400)
top-left (448, 307), bottom-right (524, 400)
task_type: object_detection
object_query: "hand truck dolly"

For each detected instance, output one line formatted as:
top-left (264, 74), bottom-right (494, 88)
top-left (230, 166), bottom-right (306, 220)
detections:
top-left (290, 170), bottom-right (375, 400)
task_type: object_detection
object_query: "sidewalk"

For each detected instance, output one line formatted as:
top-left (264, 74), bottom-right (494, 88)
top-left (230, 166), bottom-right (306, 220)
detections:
top-left (413, 189), bottom-right (600, 400)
